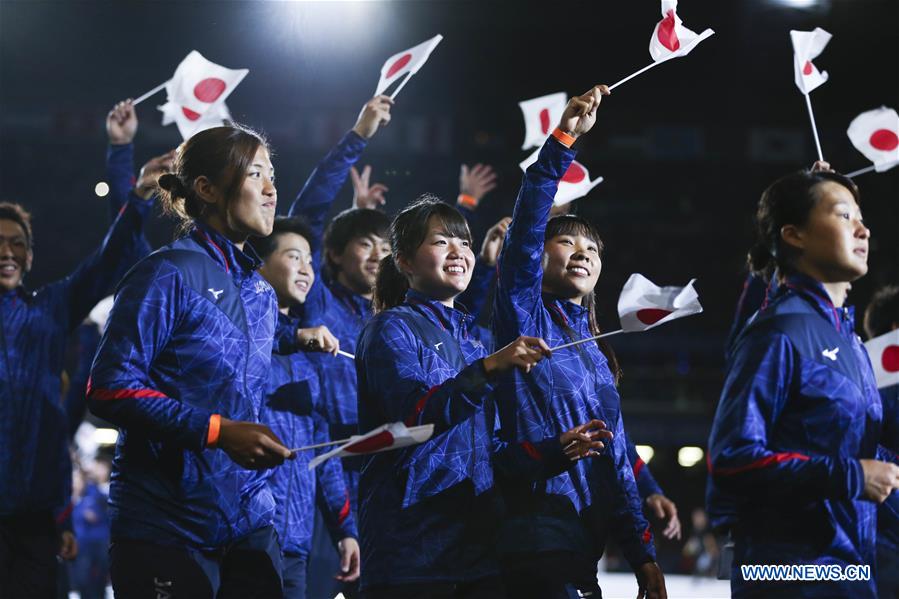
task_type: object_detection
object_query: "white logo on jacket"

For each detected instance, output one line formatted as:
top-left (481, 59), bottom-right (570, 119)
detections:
top-left (254, 280), bottom-right (270, 294)
top-left (821, 347), bottom-right (840, 361)
top-left (208, 288), bottom-right (224, 300)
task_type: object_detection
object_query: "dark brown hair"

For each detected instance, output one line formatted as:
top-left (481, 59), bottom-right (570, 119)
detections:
top-left (864, 285), bottom-right (899, 339)
top-left (157, 124), bottom-right (269, 235)
top-left (0, 202), bottom-right (33, 248)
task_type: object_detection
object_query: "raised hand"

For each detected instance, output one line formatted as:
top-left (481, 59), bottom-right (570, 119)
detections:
top-left (106, 99), bottom-right (138, 145)
top-left (459, 163), bottom-right (498, 208)
top-left (135, 150), bottom-right (176, 200)
top-left (480, 216), bottom-right (511, 266)
top-left (352, 95), bottom-right (393, 140)
top-left (558, 85), bottom-right (610, 140)
top-left (351, 165), bottom-right (388, 209)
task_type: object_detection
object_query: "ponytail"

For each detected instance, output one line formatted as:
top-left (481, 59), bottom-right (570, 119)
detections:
top-left (373, 256), bottom-right (410, 313)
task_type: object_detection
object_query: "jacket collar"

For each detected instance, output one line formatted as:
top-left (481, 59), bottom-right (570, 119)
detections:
top-left (329, 278), bottom-right (373, 319)
top-left (190, 223), bottom-right (262, 278)
top-left (404, 288), bottom-right (472, 335)
top-left (777, 271), bottom-right (853, 333)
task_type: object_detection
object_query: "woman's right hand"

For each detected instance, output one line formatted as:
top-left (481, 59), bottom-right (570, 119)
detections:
top-left (560, 419), bottom-right (613, 460)
top-left (860, 459), bottom-right (899, 503)
top-left (297, 325), bottom-right (340, 356)
top-left (106, 99), bottom-right (138, 145)
top-left (557, 85), bottom-right (610, 140)
top-left (483, 335), bottom-right (551, 375)
top-left (218, 418), bottom-right (293, 470)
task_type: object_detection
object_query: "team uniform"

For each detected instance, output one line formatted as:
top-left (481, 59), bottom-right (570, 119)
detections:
top-left (88, 224), bottom-right (283, 598)
top-left (492, 136), bottom-right (656, 596)
top-left (263, 312), bottom-right (357, 599)
top-left (707, 272), bottom-right (886, 598)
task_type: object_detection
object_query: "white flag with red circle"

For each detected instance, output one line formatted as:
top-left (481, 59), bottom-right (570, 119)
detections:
top-left (519, 148), bottom-right (603, 206)
top-left (847, 107), bottom-right (899, 173)
top-left (308, 422), bottom-right (435, 470)
top-left (159, 100), bottom-right (232, 141)
top-left (374, 35), bottom-right (443, 96)
top-left (648, 0), bottom-right (715, 63)
top-left (164, 51), bottom-right (247, 118)
top-left (865, 330), bottom-right (899, 389)
top-left (791, 28), bottom-right (831, 95)
top-left (519, 92), bottom-right (567, 150)
top-left (617, 273), bottom-right (703, 332)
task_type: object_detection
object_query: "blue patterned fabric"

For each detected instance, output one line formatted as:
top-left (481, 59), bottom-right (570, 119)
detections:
top-left (0, 160), bottom-right (151, 517)
top-left (88, 224), bottom-right (278, 550)
top-left (355, 289), bottom-right (569, 587)
top-left (490, 136), bottom-right (655, 569)
top-left (707, 272), bottom-right (884, 598)
top-left (262, 313), bottom-right (356, 556)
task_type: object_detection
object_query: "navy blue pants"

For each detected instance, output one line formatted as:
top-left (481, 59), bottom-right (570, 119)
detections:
top-left (282, 552), bottom-right (307, 599)
top-left (109, 526), bottom-right (283, 598)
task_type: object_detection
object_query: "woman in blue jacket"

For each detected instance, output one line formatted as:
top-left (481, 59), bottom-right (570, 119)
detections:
top-left (491, 85), bottom-right (666, 599)
top-left (707, 168), bottom-right (899, 598)
top-left (88, 124), bottom-right (293, 598)
top-left (355, 197), bottom-right (610, 598)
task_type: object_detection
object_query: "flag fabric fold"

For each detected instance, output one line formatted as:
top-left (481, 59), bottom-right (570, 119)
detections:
top-left (518, 92), bottom-right (568, 150)
top-left (648, 0), bottom-right (715, 63)
top-left (520, 148), bottom-right (603, 206)
top-left (864, 330), bottom-right (899, 389)
top-left (164, 51), bottom-right (247, 117)
top-left (374, 35), bottom-right (443, 96)
top-left (308, 422), bottom-right (435, 470)
top-left (791, 28), bottom-right (831, 95)
top-left (617, 273), bottom-right (703, 332)
top-left (847, 107), bottom-right (899, 173)
top-left (159, 99), bottom-right (232, 141)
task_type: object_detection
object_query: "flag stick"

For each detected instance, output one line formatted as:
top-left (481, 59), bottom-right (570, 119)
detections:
top-left (804, 93), bottom-right (824, 161)
top-left (845, 164), bottom-right (876, 178)
top-left (291, 437), bottom-right (353, 452)
top-left (551, 329), bottom-right (624, 352)
top-left (337, 350), bottom-right (355, 359)
top-left (132, 80), bottom-right (169, 106)
top-left (388, 72), bottom-right (414, 101)
top-left (609, 61), bottom-right (667, 91)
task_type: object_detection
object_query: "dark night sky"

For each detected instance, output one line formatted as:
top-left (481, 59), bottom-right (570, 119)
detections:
top-left (1, 1), bottom-right (897, 455)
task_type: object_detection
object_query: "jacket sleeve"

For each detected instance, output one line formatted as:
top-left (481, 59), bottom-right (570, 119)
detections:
top-left (287, 131), bottom-right (368, 254)
top-left (357, 316), bottom-right (492, 435)
top-left (626, 434), bottom-right (664, 499)
top-left (591, 387), bottom-right (656, 570)
top-left (494, 137), bottom-right (575, 346)
top-left (106, 143), bottom-right (136, 219)
top-left (87, 257), bottom-right (214, 451)
top-left (60, 195), bottom-right (153, 332)
top-left (314, 398), bottom-right (357, 541)
top-left (64, 324), bottom-right (102, 438)
top-left (708, 327), bottom-right (865, 502)
top-left (456, 257), bottom-right (495, 326)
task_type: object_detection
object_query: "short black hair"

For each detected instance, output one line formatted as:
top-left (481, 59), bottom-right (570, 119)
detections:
top-left (864, 285), bottom-right (899, 339)
top-left (247, 216), bottom-right (313, 260)
top-left (0, 202), bottom-right (33, 248)
top-left (323, 208), bottom-right (390, 274)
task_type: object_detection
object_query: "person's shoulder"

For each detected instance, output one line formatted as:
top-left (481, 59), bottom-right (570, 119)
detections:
top-left (360, 308), bottom-right (418, 349)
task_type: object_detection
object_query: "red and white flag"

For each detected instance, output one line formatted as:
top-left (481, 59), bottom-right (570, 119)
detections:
top-left (865, 330), bottom-right (899, 389)
top-left (618, 273), bottom-right (702, 332)
top-left (648, 0), bottom-right (715, 63)
top-left (520, 149), bottom-right (603, 206)
top-left (308, 422), bottom-right (435, 470)
top-left (791, 28), bottom-right (831, 95)
top-left (374, 35), bottom-right (443, 97)
top-left (159, 100), bottom-right (231, 141)
top-left (847, 107), bottom-right (899, 173)
top-left (164, 51), bottom-right (247, 118)
top-left (519, 92), bottom-right (567, 150)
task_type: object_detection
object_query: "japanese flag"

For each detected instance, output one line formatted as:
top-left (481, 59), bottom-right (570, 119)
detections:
top-left (308, 423), bottom-right (435, 470)
top-left (648, 0), bottom-right (715, 63)
top-left (519, 148), bottom-right (603, 206)
top-left (519, 92), bottom-right (567, 150)
top-left (864, 330), bottom-right (899, 389)
top-left (165, 51), bottom-right (247, 117)
top-left (158, 100), bottom-right (232, 141)
top-left (791, 28), bottom-right (831, 95)
top-left (617, 273), bottom-right (703, 332)
top-left (374, 35), bottom-right (443, 96)
top-left (847, 107), bottom-right (899, 173)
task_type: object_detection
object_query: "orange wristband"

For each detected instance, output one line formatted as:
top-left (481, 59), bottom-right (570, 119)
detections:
top-left (551, 128), bottom-right (577, 148)
top-left (457, 193), bottom-right (478, 209)
top-left (207, 414), bottom-right (222, 448)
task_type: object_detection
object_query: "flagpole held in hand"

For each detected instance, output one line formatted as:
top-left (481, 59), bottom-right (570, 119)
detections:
top-left (550, 329), bottom-right (624, 352)
top-left (388, 72), bottom-right (414, 101)
top-left (845, 165), bottom-right (877, 178)
top-left (609, 60), bottom-right (669, 91)
top-left (291, 437), bottom-right (353, 453)
top-left (132, 80), bottom-right (169, 106)
top-left (804, 93), bottom-right (824, 161)
top-left (337, 350), bottom-right (355, 359)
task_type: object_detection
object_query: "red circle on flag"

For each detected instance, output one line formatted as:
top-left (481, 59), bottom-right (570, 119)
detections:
top-left (802, 61), bottom-right (814, 76)
top-left (869, 129), bottom-right (899, 152)
top-left (562, 162), bottom-right (586, 184)
top-left (657, 11), bottom-right (680, 52)
top-left (539, 108), bottom-right (551, 135)
top-left (193, 78), bottom-right (227, 103)
top-left (883, 345), bottom-right (899, 373)
top-left (345, 431), bottom-right (395, 454)
top-left (636, 308), bottom-right (672, 325)
top-left (182, 107), bottom-right (201, 121)
top-left (386, 54), bottom-right (412, 79)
